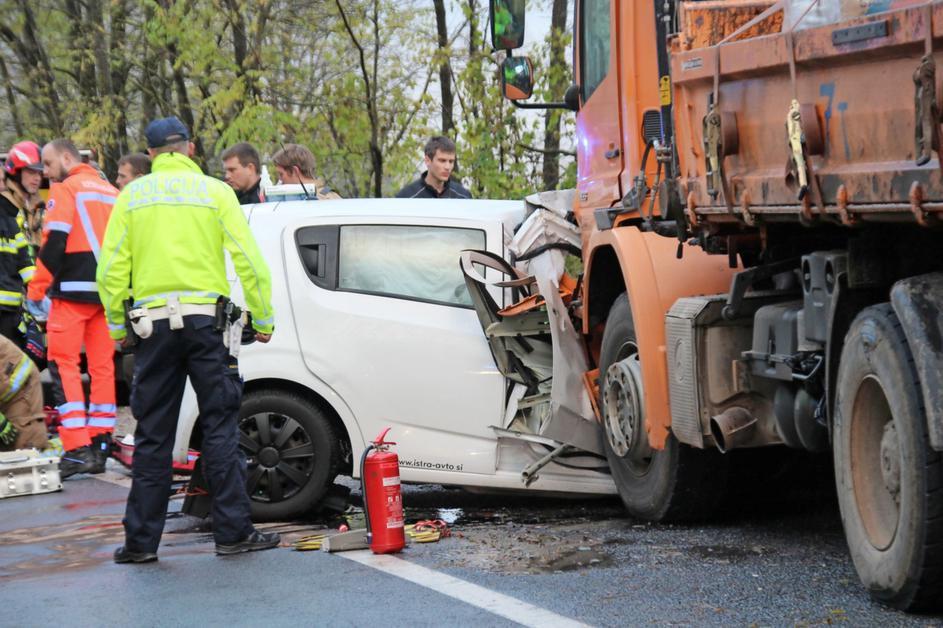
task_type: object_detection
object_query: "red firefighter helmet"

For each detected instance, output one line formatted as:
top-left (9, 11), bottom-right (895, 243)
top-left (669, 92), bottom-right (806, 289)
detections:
top-left (4, 141), bottom-right (43, 176)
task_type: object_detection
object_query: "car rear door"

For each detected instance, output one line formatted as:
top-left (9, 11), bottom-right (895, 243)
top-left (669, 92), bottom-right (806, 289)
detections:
top-left (284, 214), bottom-right (506, 476)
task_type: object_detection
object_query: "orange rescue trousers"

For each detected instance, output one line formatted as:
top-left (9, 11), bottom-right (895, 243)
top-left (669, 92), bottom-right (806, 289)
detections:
top-left (47, 299), bottom-right (116, 451)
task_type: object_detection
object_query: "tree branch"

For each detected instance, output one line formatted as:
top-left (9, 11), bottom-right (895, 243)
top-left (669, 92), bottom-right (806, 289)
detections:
top-left (517, 143), bottom-right (576, 157)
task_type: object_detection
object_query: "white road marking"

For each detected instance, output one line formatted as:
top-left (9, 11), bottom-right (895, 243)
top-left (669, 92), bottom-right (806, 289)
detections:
top-left (339, 550), bottom-right (591, 628)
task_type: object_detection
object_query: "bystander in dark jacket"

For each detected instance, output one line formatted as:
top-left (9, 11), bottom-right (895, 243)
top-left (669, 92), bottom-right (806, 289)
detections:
top-left (222, 142), bottom-right (265, 205)
top-left (396, 136), bottom-right (471, 199)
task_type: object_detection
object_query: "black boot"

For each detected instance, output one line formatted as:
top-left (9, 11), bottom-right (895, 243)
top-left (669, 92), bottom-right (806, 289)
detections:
top-left (59, 446), bottom-right (96, 479)
top-left (90, 434), bottom-right (111, 473)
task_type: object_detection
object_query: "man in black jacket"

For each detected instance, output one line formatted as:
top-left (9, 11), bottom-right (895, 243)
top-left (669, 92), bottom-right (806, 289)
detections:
top-left (396, 136), bottom-right (472, 199)
top-left (222, 142), bottom-right (264, 205)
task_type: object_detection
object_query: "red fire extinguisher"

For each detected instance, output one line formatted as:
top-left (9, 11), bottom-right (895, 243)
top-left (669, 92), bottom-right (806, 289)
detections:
top-left (360, 428), bottom-right (405, 554)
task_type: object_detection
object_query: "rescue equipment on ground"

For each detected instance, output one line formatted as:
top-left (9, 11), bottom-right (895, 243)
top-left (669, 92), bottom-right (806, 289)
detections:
top-left (293, 533), bottom-right (328, 551)
top-left (0, 449), bottom-right (62, 498)
top-left (405, 519), bottom-right (451, 543)
top-left (293, 519), bottom-right (452, 551)
top-left (112, 433), bottom-right (198, 473)
top-left (360, 427), bottom-right (405, 554)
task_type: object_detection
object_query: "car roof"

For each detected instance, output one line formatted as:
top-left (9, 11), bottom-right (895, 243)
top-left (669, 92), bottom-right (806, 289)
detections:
top-left (248, 197), bottom-right (526, 227)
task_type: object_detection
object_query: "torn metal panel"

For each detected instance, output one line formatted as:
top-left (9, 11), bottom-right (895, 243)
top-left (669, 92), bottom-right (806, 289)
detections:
top-left (529, 251), bottom-right (604, 455)
top-left (524, 189), bottom-right (576, 219)
top-left (509, 208), bottom-right (582, 283)
top-left (463, 208), bottom-right (604, 457)
top-left (460, 250), bottom-right (554, 392)
top-left (510, 209), bottom-right (603, 456)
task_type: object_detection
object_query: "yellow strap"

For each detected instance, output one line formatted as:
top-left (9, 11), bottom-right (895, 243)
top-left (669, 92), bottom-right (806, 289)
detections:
top-left (1, 355), bottom-right (34, 403)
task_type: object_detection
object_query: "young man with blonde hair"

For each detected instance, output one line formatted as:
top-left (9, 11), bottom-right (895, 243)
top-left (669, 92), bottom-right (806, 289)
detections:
top-left (271, 144), bottom-right (340, 200)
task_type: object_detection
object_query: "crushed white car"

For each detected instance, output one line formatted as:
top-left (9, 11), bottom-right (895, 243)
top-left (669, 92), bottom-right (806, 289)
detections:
top-left (172, 198), bottom-right (614, 520)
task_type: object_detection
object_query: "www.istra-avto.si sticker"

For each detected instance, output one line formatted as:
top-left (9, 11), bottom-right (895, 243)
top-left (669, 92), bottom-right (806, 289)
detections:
top-left (399, 459), bottom-right (464, 472)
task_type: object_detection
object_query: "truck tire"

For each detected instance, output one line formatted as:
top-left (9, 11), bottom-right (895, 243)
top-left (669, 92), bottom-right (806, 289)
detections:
top-left (834, 304), bottom-right (943, 611)
top-left (239, 390), bottom-right (340, 521)
top-left (599, 294), bottom-right (728, 522)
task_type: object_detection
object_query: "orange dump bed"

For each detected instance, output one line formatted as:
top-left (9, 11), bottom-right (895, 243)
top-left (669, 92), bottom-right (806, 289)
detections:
top-left (672, 1), bottom-right (943, 227)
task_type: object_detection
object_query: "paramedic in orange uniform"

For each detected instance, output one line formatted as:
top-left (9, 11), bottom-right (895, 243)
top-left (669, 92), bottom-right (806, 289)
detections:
top-left (27, 139), bottom-right (118, 478)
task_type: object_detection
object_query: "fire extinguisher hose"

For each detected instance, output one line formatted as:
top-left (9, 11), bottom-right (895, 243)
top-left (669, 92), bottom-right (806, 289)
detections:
top-left (359, 443), bottom-right (376, 543)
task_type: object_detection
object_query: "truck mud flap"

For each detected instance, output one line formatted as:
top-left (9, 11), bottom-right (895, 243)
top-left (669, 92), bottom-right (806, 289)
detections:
top-left (890, 273), bottom-right (943, 451)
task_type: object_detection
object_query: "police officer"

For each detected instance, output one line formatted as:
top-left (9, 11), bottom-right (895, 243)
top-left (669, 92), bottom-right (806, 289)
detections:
top-left (97, 116), bottom-right (278, 563)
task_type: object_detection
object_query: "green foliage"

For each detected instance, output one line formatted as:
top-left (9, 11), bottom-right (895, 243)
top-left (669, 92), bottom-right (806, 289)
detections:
top-left (0, 0), bottom-right (574, 198)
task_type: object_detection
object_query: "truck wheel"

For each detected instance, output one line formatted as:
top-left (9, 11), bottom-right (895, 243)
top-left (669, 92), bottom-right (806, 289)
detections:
top-left (239, 390), bottom-right (340, 521)
top-left (834, 304), bottom-right (943, 611)
top-left (599, 294), bottom-right (727, 522)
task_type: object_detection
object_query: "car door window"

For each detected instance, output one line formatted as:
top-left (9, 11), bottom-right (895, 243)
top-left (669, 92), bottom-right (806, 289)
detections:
top-left (581, 0), bottom-right (611, 102)
top-left (338, 224), bottom-right (485, 307)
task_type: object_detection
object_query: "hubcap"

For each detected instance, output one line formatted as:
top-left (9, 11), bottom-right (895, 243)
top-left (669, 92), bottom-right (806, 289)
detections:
top-left (603, 347), bottom-right (651, 469)
top-left (258, 446), bottom-right (280, 468)
top-left (239, 411), bottom-right (316, 503)
top-left (880, 422), bottom-right (901, 506)
top-left (850, 376), bottom-right (900, 550)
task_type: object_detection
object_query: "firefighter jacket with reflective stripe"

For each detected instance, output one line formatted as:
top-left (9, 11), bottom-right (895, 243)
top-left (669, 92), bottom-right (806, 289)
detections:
top-left (0, 193), bottom-right (36, 312)
top-left (97, 152), bottom-right (274, 340)
top-left (0, 334), bottom-right (34, 404)
top-left (2, 179), bottom-right (43, 256)
top-left (27, 163), bottom-right (117, 304)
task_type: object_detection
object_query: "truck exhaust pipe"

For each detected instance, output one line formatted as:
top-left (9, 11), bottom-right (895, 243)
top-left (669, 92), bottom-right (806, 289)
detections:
top-left (710, 407), bottom-right (757, 453)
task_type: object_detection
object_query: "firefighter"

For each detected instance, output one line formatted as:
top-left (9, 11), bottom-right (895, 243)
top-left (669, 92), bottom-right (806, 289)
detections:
top-left (0, 333), bottom-right (48, 452)
top-left (1, 141), bottom-right (45, 255)
top-left (27, 139), bottom-right (118, 478)
top-left (97, 116), bottom-right (278, 563)
top-left (0, 142), bottom-right (40, 343)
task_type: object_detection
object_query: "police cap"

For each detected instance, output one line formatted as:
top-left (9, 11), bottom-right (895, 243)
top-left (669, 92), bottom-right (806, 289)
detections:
top-left (145, 116), bottom-right (190, 148)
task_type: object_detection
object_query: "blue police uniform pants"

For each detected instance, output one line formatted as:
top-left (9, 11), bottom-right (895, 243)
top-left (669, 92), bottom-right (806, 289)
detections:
top-left (123, 315), bottom-right (252, 553)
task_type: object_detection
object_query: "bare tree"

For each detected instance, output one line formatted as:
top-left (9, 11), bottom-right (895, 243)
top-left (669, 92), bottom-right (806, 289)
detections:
top-left (433, 0), bottom-right (454, 135)
top-left (541, 0), bottom-right (568, 190)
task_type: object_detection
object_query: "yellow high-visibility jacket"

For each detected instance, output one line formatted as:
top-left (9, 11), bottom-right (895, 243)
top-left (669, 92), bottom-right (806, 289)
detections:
top-left (97, 152), bottom-right (274, 340)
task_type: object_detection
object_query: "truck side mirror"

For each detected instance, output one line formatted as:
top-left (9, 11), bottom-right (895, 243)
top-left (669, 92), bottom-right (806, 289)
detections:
top-left (564, 83), bottom-right (580, 111)
top-left (501, 56), bottom-right (535, 101)
top-left (490, 0), bottom-right (525, 50)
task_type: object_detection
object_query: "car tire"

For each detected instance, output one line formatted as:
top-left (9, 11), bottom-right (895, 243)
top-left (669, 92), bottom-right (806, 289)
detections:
top-left (239, 390), bottom-right (340, 521)
top-left (833, 304), bottom-right (943, 611)
top-left (599, 294), bottom-right (728, 522)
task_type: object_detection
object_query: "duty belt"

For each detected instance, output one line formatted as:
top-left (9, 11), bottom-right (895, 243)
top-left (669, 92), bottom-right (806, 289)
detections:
top-left (147, 303), bottom-right (217, 321)
top-left (129, 298), bottom-right (217, 338)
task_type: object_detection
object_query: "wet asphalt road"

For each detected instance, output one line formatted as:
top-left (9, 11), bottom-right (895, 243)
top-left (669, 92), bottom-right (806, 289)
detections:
top-left (1, 461), bottom-right (942, 628)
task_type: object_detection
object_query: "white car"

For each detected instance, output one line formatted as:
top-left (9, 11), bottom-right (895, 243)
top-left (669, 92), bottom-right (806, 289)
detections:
top-left (172, 198), bottom-right (615, 520)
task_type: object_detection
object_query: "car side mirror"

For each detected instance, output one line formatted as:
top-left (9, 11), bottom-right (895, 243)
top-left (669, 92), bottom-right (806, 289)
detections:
top-left (501, 56), bottom-right (535, 101)
top-left (490, 0), bottom-right (525, 50)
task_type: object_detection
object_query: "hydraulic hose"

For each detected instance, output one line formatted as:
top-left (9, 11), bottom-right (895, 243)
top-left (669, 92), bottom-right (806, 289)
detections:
top-left (514, 242), bottom-right (582, 262)
top-left (359, 444), bottom-right (376, 542)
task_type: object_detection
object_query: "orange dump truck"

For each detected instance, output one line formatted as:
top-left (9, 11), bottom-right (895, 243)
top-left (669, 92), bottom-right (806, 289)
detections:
top-left (490, 0), bottom-right (943, 611)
